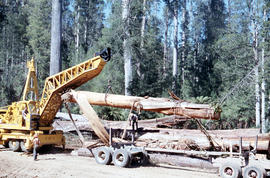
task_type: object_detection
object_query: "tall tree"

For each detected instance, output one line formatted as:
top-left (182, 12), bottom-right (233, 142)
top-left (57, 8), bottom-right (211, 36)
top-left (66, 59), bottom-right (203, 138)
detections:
top-left (248, 0), bottom-right (260, 128)
top-left (27, 0), bottom-right (51, 84)
top-left (163, 6), bottom-right (169, 76)
top-left (122, 0), bottom-right (132, 96)
top-left (172, 0), bottom-right (179, 93)
top-left (50, 0), bottom-right (62, 76)
top-left (0, 0), bottom-right (28, 104)
top-left (181, 0), bottom-right (187, 85)
top-left (70, 0), bottom-right (104, 65)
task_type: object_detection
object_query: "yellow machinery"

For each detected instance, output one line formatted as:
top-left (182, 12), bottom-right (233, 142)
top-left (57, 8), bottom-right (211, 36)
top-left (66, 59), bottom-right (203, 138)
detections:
top-left (0, 48), bottom-right (111, 151)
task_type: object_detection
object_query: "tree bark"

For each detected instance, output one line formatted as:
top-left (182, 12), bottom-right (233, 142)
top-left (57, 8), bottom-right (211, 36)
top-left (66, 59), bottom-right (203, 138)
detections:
top-left (122, 0), bottom-right (132, 96)
top-left (50, 0), bottom-right (62, 76)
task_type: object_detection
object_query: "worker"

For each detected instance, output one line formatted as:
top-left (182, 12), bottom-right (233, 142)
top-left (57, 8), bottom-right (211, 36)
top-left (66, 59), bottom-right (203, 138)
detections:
top-left (22, 106), bottom-right (28, 126)
top-left (33, 134), bottom-right (40, 161)
top-left (22, 106), bottom-right (28, 120)
top-left (129, 113), bottom-right (139, 131)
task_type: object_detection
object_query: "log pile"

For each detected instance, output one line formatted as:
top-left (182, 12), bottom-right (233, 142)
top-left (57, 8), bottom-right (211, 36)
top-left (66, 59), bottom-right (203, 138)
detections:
top-left (135, 128), bottom-right (270, 153)
top-left (53, 112), bottom-right (270, 155)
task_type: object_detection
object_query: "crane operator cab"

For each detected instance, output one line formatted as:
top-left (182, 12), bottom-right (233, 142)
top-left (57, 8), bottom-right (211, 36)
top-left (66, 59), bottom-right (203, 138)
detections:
top-left (23, 101), bottom-right (40, 130)
top-left (18, 101), bottom-right (40, 130)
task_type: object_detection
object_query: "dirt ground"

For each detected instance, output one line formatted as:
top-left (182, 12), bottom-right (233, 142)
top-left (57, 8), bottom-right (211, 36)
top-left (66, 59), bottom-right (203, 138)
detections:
top-left (0, 148), bottom-right (219, 178)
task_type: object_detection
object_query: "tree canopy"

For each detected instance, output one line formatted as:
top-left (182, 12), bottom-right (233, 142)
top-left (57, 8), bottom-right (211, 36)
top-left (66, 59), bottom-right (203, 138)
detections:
top-left (0, 0), bottom-right (269, 132)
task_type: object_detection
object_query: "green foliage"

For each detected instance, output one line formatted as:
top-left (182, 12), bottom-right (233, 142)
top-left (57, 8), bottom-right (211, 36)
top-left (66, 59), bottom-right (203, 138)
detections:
top-left (0, 0), bottom-right (269, 132)
top-left (26, 0), bottom-right (51, 84)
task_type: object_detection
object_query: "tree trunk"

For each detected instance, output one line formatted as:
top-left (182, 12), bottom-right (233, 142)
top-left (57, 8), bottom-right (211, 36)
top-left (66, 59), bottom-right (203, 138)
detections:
top-left (50, 0), bottom-right (62, 76)
top-left (250, 1), bottom-right (260, 128)
top-left (136, 0), bottom-right (147, 79)
top-left (140, 0), bottom-right (146, 50)
top-left (75, 4), bottom-right (80, 63)
top-left (261, 9), bottom-right (266, 133)
top-left (254, 25), bottom-right (260, 129)
top-left (181, 0), bottom-right (187, 85)
top-left (172, 1), bottom-right (178, 92)
top-left (163, 7), bottom-right (169, 76)
top-left (63, 91), bottom-right (221, 120)
top-left (122, 0), bottom-right (132, 96)
top-left (148, 154), bottom-right (215, 170)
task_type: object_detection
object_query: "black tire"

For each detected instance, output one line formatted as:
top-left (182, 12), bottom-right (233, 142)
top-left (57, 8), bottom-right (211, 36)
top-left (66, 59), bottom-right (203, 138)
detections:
top-left (4, 141), bottom-right (9, 148)
top-left (137, 152), bottom-right (149, 166)
top-left (113, 149), bottom-right (130, 167)
top-left (219, 161), bottom-right (241, 178)
top-left (94, 147), bottom-right (112, 165)
top-left (243, 165), bottom-right (266, 178)
top-left (20, 141), bottom-right (32, 152)
top-left (9, 140), bottom-right (21, 152)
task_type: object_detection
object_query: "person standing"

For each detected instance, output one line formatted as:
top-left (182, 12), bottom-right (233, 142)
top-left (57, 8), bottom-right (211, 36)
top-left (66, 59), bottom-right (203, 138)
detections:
top-left (33, 134), bottom-right (40, 161)
top-left (129, 113), bottom-right (138, 131)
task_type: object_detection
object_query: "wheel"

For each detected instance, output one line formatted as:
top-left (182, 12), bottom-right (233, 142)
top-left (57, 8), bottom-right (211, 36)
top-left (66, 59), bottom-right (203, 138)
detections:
top-left (243, 165), bottom-right (266, 178)
top-left (20, 141), bottom-right (32, 152)
top-left (3, 141), bottom-right (9, 148)
top-left (8, 140), bottom-right (20, 152)
top-left (137, 152), bottom-right (149, 166)
top-left (113, 149), bottom-right (130, 167)
top-left (94, 147), bottom-right (112, 165)
top-left (219, 161), bottom-right (241, 178)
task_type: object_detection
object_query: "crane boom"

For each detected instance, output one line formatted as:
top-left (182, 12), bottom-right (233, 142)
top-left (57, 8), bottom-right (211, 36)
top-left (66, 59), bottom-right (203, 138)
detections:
top-left (38, 53), bottom-right (109, 126)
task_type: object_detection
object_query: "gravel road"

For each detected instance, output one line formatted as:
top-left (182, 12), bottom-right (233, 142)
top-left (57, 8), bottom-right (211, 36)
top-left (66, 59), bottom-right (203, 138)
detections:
top-left (0, 149), bottom-right (219, 178)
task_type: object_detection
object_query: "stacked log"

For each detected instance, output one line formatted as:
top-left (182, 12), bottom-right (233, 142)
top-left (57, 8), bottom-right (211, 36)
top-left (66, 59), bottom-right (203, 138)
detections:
top-left (53, 113), bottom-right (270, 155)
top-left (136, 128), bottom-right (270, 153)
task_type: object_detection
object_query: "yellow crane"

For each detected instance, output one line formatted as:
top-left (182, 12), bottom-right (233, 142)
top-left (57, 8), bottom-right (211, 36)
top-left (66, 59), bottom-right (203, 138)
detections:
top-left (0, 48), bottom-right (111, 152)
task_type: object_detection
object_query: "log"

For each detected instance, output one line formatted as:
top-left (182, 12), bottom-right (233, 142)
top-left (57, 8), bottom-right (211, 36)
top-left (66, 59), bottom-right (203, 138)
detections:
top-left (55, 112), bottom-right (189, 130)
top-left (53, 112), bottom-right (269, 153)
top-left (70, 90), bottom-right (110, 146)
top-left (148, 153), bottom-right (216, 170)
top-left (63, 91), bottom-right (220, 120)
top-left (136, 129), bottom-right (270, 152)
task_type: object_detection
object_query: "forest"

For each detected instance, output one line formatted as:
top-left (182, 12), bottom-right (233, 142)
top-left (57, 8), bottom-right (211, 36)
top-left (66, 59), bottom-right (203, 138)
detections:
top-left (0, 0), bottom-right (269, 133)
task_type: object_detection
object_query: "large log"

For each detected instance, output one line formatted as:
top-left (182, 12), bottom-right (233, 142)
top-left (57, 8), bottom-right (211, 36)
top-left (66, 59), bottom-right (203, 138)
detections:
top-left (53, 113), bottom-right (270, 154)
top-left (63, 91), bottom-right (220, 120)
top-left (136, 132), bottom-right (270, 152)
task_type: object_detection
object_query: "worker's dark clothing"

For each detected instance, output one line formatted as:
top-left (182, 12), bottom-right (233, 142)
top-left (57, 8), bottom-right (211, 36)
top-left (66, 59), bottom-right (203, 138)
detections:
top-left (129, 114), bottom-right (138, 131)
